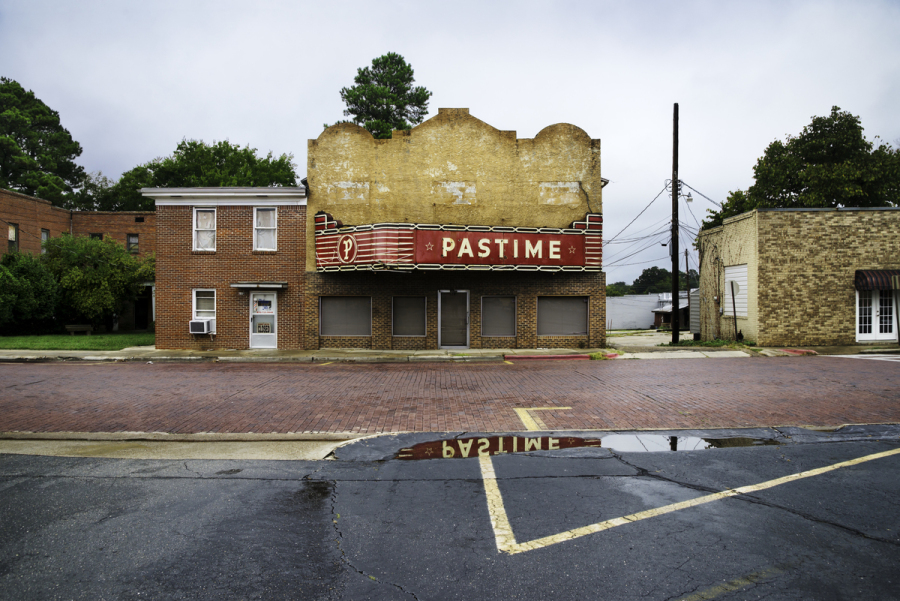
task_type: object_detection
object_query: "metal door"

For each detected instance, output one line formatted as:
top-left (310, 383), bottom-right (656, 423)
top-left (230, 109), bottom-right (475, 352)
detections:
top-left (438, 290), bottom-right (469, 349)
top-left (250, 292), bottom-right (277, 348)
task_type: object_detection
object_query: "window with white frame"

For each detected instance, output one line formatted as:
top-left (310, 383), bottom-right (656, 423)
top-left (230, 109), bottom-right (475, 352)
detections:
top-left (537, 296), bottom-right (588, 335)
top-left (482, 296), bottom-right (516, 337)
top-left (393, 296), bottom-right (426, 336)
top-left (193, 208), bottom-right (216, 251)
top-left (41, 229), bottom-right (50, 254)
top-left (320, 296), bottom-right (372, 336)
top-left (254, 207), bottom-right (277, 251)
top-left (193, 289), bottom-right (216, 320)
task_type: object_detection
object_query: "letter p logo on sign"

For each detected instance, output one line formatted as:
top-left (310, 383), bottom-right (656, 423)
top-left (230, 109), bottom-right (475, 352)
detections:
top-left (337, 234), bottom-right (358, 264)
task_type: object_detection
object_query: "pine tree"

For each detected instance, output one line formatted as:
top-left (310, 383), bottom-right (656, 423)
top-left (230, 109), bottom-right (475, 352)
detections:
top-left (327, 53), bottom-right (432, 139)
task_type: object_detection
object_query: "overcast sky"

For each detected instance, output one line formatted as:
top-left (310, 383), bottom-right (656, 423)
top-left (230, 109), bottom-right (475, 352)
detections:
top-left (2, 0), bottom-right (898, 284)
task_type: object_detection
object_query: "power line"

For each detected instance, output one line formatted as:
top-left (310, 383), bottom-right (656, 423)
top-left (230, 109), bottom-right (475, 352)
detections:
top-left (603, 184), bottom-right (669, 246)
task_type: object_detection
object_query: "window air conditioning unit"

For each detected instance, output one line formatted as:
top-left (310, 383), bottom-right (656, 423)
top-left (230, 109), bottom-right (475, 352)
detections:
top-left (190, 319), bottom-right (216, 334)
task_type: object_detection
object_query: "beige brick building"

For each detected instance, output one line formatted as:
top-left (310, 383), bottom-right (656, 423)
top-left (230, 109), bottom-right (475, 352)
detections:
top-left (697, 208), bottom-right (900, 346)
top-left (147, 108), bottom-right (608, 350)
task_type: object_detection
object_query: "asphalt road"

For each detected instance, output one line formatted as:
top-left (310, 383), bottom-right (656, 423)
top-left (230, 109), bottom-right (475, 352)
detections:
top-left (2, 430), bottom-right (899, 600)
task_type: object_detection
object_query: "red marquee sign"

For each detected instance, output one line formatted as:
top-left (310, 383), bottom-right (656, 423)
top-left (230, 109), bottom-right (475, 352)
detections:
top-left (314, 213), bottom-right (601, 272)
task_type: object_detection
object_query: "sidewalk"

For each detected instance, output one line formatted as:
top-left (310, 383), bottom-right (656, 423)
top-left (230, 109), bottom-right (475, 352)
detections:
top-left (0, 336), bottom-right (893, 363)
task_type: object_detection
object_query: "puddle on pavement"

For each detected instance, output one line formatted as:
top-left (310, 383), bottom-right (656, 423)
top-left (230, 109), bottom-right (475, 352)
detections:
top-left (601, 435), bottom-right (779, 453)
top-left (396, 434), bottom-right (777, 459)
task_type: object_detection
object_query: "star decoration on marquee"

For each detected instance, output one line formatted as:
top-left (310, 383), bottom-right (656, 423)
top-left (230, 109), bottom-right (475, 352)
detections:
top-left (568, 246), bottom-right (576, 254)
top-left (424, 447), bottom-right (434, 456)
top-left (425, 242), bottom-right (434, 252)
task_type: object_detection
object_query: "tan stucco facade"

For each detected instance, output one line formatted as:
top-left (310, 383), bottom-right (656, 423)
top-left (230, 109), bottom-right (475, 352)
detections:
top-left (698, 208), bottom-right (900, 346)
top-left (306, 108), bottom-right (602, 271)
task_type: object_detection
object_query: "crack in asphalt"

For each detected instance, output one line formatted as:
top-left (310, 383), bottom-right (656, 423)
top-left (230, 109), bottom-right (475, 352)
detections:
top-left (326, 479), bottom-right (421, 600)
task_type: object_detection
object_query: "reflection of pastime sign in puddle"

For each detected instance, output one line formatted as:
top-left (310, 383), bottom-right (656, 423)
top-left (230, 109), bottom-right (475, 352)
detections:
top-left (397, 436), bottom-right (601, 460)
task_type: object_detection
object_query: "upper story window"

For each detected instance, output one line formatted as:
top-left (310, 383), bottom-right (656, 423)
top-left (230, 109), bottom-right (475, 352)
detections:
top-left (194, 208), bottom-right (216, 251)
top-left (7, 223), bottom-right (18, 253)
top-left (7, 223), bottom-right (19, 252)
top-left (127, 234), bottom-right (139, 254)
top-left (90, 233), bottom-right (103, 240)
top-left (41, 229), bottom-right (49, 254)
top-left (254, 208), bottom-right (277, 251)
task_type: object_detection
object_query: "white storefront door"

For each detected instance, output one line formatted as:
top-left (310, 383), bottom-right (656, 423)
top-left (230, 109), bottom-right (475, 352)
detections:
top-left (250, 292), bottom-right (278, 348)
top-left (856, 289), bottom-right (897, 342)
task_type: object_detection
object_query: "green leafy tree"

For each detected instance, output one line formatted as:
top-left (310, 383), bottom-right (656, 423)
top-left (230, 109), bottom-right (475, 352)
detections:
top-left (327, 52), bottom-right (432, 139)
top-left (42, 234), bottom-right (155, 325)
top-left (606, 281), bottom-right (633, 297)
top-left (631, 267), bottom-right (672, 294)
top-left (702, 107), bottom-right (900, 229)
top-left (66, 140), bottom-right (297, 211)
top-left (0, 78), bottom-right (85, 204)
top-left (0, 252), bottom-right (59, 333)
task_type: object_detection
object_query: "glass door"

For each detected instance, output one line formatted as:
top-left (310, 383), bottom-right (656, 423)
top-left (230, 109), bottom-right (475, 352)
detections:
top-left (250, 292), bottom-right (277, 348)
top-left (857, 289), bottom-right (897, 342)
top-left (438, 290), bottom-right (469, 349)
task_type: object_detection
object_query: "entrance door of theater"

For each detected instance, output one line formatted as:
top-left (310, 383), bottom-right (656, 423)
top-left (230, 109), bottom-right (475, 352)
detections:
top-left (438, 290), bottom-right (469, 349)
top-left (250, 292), bottom-right (277, 348)
top-left (857, 289), bottom-right (897, 342)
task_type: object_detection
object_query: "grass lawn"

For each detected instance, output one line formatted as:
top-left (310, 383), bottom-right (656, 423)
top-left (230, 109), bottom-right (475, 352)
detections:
top-left (0, 332), bottom-right (155, 351)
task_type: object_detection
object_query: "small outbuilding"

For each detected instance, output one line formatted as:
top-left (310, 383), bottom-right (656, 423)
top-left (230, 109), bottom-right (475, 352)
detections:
top-left (696, 207), bottom-right (900, 346)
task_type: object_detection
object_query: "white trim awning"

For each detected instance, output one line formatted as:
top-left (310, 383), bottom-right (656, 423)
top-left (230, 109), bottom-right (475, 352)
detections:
top-left (230, 282), bottom-right (289, 290)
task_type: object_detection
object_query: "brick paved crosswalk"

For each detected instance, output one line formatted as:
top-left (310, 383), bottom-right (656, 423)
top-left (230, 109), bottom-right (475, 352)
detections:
top-left (1, 357), bottom-right (899, 435)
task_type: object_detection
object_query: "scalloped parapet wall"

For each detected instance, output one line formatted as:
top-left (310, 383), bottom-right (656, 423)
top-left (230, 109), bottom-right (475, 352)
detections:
top-left (307, 108), bottom-right (602, 270)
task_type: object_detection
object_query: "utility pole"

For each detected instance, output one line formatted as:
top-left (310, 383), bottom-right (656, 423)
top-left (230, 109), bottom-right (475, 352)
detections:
top-left (685, 248), bottom-right (690, 334)
top-left (671, 103), bottom-right (680, 344)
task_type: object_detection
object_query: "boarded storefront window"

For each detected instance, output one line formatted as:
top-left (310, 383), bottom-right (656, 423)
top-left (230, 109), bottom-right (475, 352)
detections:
top-left (537, 296), bottom-right (588, 335)
top-left (482, 296), bottom-right (516, 337)
top-left (320, 296), bottom-right (372, 336)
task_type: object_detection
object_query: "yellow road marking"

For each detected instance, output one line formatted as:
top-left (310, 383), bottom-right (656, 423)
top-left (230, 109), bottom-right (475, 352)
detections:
top-left (675, 566), bottom-right (783, 600)
top-left (513, 407), bottom-right (571, 431)
top-left (479, 446), bottom-right (900, 555)
top-left (504, 361), bottom-right (514, 365)
top-left (317, 362), bottom-right (334, 366)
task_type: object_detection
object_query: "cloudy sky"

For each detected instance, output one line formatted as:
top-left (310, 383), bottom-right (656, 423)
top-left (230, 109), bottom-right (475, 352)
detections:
top-left (2, 0), bottom-right (898, 284)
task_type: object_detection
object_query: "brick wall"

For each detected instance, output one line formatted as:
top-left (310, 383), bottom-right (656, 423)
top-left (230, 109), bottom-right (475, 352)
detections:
top-left (0, 188), bottom-right (156, 258)
top-left (757, 209), bottom-right (900, 346)
top-left (307, 108), bottom-right (603, 272)
top-left (304, 271), bottom-right (606, 350)
top-left (155, 204), bottom-right (306, 350)
top-left (71, 211), bottom-right (157, 257)
top-left (697, 211), bottom-right (759, 342)
top-left (0, 188), bottom-right (71, 255)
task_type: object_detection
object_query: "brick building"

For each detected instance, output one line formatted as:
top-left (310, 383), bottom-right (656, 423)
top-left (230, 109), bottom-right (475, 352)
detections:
top-left (1, 187), bottom-right (157, 329)
top-left (697, 208), bottom-right (900, 346)
top-left (146, 109), bottom-right (608, 350)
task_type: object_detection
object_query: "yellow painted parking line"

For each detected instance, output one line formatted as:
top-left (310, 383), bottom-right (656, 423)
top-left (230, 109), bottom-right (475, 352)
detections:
top-left (674, 566), bottom-right (783, 601)
top-left (513, 407), bottom-right (571, 431)
top-left (317, 362), bottom-right (334, 366)
top-left (504, 361), bottom-right (514, 365)
top-left (480, 446), bottom-right (900, 555)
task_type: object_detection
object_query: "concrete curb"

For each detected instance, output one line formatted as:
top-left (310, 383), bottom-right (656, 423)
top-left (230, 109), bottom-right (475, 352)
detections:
top-left (0, 431), bottom-right (361, 442)
top-left (505, 354), bottom-right (591, 361)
